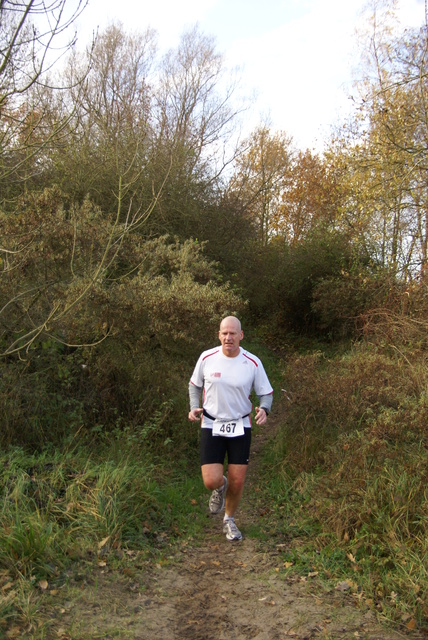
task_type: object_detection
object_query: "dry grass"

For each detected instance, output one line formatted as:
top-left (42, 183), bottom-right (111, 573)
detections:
top-left (268, 308), bottom-right (428, 629)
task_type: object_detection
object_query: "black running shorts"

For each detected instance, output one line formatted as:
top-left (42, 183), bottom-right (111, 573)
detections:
top-left (200, 427), bottom-right (252, 466)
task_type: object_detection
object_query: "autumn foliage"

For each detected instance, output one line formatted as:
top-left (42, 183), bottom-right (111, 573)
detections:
top-left (1, 1), bottom-right (428, 634)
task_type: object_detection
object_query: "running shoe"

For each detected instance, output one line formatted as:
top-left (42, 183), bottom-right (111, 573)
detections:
top-left (223, 518), bottom-right (243, 541)
top-left (209, 475), bottom-right (228, 514)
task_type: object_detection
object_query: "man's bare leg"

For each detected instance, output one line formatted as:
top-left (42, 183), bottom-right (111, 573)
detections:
top-left (224, 463), bottom-right (247, 517)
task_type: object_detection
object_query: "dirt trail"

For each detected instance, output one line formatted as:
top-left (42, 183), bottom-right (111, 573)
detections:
top-left (55, 420), bottom-right (413, 640)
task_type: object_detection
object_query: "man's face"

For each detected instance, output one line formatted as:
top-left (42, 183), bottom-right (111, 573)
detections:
top-left (219, 319), bottom-right (243, 357)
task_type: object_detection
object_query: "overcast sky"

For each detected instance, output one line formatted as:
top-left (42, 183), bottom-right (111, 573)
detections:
top-left (75, 0), bottom-right (425, 150)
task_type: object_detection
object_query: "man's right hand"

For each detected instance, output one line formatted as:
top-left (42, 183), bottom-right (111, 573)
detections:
top-left (188, 408), bottom-right (203, 422)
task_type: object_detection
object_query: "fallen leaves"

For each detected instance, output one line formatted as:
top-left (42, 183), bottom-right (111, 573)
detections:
top-left (406, 618), bottom-right (418, 631)
top-left (336, 580), bottom-right (355, 592)
top-left (98, 536), bottom-right (110, 550)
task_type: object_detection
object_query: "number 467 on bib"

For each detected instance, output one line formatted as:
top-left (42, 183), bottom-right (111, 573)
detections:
top-left (212, 417), bottom-right (244, 437)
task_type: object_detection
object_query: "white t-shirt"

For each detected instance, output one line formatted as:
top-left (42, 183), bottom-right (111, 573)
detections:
top-left (190, 347), bottom-right (273, 429)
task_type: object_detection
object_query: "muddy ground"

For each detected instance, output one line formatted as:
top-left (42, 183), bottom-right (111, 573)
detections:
top-left (34, 422), bottom-right (424, 640)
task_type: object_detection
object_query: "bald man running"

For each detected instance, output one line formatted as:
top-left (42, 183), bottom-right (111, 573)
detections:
top-left (188, 316), bottom-right (273, 541)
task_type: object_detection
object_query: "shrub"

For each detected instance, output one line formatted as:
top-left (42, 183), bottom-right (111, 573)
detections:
top-left (270, 303), bottom-right (428, 626)
top-left (0, 189), bottom-right (245, 449)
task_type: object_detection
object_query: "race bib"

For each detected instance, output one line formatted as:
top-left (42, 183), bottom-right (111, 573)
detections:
top-left (212, 417), bottom-right (244, 437)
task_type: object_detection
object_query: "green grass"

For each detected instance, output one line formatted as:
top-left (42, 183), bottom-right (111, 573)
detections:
top-left (1, 335), bottom-right (427, 636)
top-left (255, 339), bottom-right (428, 633)
top-left (0, 440), bottom-right (207, 636)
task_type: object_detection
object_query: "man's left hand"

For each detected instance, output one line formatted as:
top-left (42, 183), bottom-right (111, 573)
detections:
top-left (255, 407), bottom-right (267, 425)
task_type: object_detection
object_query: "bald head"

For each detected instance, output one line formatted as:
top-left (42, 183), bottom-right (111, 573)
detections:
top-left (219, 316), bottom-right (243, 357)
top-left (220, 316), bottom-right (241, 332)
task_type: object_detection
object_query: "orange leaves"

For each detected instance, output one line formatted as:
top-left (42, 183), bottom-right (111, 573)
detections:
top-left (229, 125), bottom-right (292, 244)
top-left (277, 149), bottom-right (340, 243)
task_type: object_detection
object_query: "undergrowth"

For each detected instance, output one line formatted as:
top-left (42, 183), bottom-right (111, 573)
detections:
top-left (0, 431), bottom-right (206, 636)
top-left (259, 324), bottom-right (428, 635)
top-left (1, 323), bottom-right (427, 636)
top-left (0, 333), bottom-right (278, 637)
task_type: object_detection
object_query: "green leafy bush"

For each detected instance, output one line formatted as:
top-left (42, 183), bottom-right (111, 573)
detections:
top-left (241, 228), bottom-right (354, 336)
top-left (0, 188), bottom-right (244, 449)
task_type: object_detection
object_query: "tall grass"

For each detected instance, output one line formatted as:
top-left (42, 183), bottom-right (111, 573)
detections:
top-left (260, 320), bottom-right (428, 631)
top-left (0, 428), bottom-right (206, 634)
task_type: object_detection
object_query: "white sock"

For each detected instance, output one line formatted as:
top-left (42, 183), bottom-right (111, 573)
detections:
top-left (223, 514), bottom-right (234, 523)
